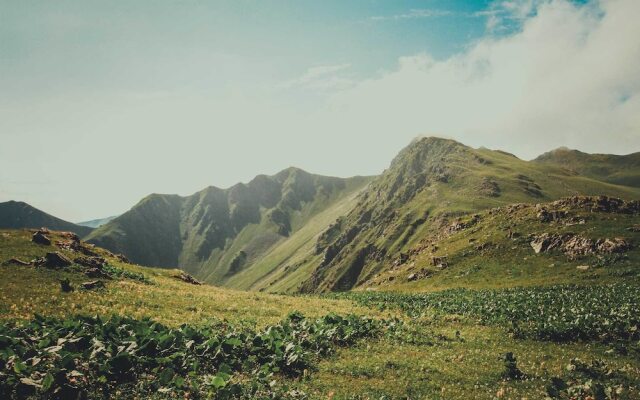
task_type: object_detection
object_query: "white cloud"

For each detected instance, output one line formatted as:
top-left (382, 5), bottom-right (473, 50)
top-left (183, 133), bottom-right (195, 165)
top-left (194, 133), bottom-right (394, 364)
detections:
top-left (370, 9), bottom-right (452, 22)
top-left (319, 0), bottom-right (640, 158)
top-left (282, 63), bottom-right (353, 91)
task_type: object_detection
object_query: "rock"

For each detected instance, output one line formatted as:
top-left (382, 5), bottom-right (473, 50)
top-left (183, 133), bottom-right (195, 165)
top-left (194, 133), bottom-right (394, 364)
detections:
top-left (394, 252), bottom-right (409, 267)
top-left (627, 225), bottom-right (640, 232)
top-left (407, 273), bottom-right (417, 281)
top-left (173, 272), bottom-right (201, 285)
top-left (59, 231), bottom-right (80, 242)
top-left (115, 254), bottom-right (132, 264)
top-left (85, 268), bottom-right (111, 279)
top-left (551, 196), bottom-right (640, 214)
top-left (563, 236), bottom-right (595, 259)
top-left (60, 278), bottom-right (74, 292)
top-left (596, 238), bottom-right (630, 254)
top-left (74, 256), bottom-right (106, 269)
top-left (3, 258), bottom-right (30, 266)
top-left (576, 265), bottom-right (590, 271)
top-left (478, 177), bottom-right (501, 197)
top-left (431, 256), bottom-right (447, 266)
top-left (81, 280), bottom-right (105, 290)
top-left (475, 242), bottom-right (492, 252)
top-left (530, 233), bottom-right (562, 254)
top-left (435, 263), bottom-right (448, 270)
top-left (31, 232), bottom-right (51, 245)
top-left (537, 209), bottom-right (567, 223)
top-left (35, 252), bottom-right (72, 268)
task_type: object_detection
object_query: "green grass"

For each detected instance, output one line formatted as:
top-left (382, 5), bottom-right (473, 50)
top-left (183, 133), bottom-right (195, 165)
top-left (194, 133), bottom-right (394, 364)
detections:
top-left (366, 195), bottom-right (640, 292)
top-left (2, 229), bottom-right (640, 398)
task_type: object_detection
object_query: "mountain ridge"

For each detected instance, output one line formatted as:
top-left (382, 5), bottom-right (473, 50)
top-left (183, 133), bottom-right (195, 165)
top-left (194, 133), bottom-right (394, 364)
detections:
top-left (0, 200), bottom-right (94, 237)
top-left (86, 167), bottom-right (373, 285)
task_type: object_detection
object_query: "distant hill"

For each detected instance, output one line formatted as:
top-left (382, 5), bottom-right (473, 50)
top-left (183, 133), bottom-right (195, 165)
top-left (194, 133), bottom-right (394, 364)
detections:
top-left (533, 147), bottom-right (640, 187)
top-left (77, 215), bottom-right (118, 228)
top-left (0, 201), bottom-right (94, 237)
top-left (86, 168), bottom-right (372, 285)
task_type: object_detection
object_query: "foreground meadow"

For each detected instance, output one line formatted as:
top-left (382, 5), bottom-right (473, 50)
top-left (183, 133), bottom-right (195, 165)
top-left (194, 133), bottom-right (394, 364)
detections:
top-left (1, 229), bottom-right (639, 399)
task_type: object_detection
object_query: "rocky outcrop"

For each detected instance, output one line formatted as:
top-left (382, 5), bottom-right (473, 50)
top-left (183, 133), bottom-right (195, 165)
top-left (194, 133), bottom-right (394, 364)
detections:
top-left (478, 177), bottom-right (501, 197)
top-left (173, 272), bottom-right (202, 285)
top-left (34, 252), bottom-right (72, 268)
top-left (549, 196), bottom-right (640, 214)
top-left (530, 233), bottom-right (630, 259)
top-left (31, 231), bottom-right (51, 246)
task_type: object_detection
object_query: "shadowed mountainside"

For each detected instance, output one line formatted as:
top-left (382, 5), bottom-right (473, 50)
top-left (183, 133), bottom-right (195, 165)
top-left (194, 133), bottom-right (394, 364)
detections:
top-left (86, 168), bottom-right (371, 285)
top-left (0, 201), bottom-right (93, 237)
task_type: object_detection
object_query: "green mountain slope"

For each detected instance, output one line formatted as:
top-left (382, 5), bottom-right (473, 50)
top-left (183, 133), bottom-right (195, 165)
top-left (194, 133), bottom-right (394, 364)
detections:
top-left (0, 201), bottom-right (93, 236)
top-left (366, 195), bottom-right (640, 291)
top-left (86, 168), bottom-right (372, 285)
top-left (534, 147), bottom-right (640, 187)
top-left (76, 215), bottom-right (118, 228)
top-left (289, 137), bottom-right (640, 293)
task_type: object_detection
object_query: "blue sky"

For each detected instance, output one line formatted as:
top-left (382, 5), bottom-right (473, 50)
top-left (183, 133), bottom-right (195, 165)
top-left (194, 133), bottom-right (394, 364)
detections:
top-left (1, 0), bottom-right (639, 220)
top-left (1, 1), bottom-right (494, 97)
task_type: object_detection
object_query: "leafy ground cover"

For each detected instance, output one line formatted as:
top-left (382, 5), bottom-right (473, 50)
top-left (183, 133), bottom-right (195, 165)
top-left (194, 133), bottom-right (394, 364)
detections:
top-left (0, 312), bottom-right (383, 399)
top-left (2, 229), bottom-right (640, 399)
top-left (332, 284), bottom-right (640, 343)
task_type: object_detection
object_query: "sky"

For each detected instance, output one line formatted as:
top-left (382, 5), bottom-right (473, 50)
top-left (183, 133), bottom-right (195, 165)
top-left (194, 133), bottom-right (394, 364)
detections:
top-left (1, 0), bottom-right (639, 221)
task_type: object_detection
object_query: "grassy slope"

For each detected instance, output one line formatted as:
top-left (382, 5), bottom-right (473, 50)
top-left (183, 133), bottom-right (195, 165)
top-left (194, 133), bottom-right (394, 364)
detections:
top-left (0, 229), bottom-right (371, 327)
top-left (86, 170), bottom-right (372, 287)
top-left (1, 229), bottom-right (639, 399)
top-left (225, 185), bottom-right (364, 292)
top-left (534, 147), bottom-right (640, 188)
top-left (295, 138), bottom-right (640, 293)
top-left (0, 201), bottom-right (93, 237)
top-left (366, 197), bottom-right (640, 292)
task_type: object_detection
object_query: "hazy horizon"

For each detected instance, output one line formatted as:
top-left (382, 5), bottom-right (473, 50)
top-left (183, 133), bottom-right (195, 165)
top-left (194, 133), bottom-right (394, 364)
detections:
top-left (2, 0), bottom-right (639, 221)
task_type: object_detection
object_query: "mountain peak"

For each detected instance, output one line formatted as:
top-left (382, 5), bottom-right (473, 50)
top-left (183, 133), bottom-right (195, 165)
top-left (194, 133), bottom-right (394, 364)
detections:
top-left (0, 200), bottom-right (94, 236)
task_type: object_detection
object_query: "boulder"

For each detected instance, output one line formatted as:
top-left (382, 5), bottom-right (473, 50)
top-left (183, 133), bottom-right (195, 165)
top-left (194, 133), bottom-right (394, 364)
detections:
top-left (173, 272), bottom-right (201, 285)
top-left (530, 233), bottom-right (573, 254)
top-left (36, 252), bottom-right (72, 268)
top-left (31, 232), bottom-right (51, 246)
top-left (563, 236), bottom-right (595, 259)
top-left (407, 273), bottom-right (417, 281)
top-left (576, 265), bottom-right (590, 271)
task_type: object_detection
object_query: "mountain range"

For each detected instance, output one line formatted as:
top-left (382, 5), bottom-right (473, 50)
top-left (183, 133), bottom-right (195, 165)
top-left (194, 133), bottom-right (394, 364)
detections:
top-left (3, 137), bottom-right (640, 293)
